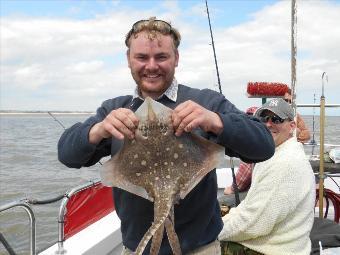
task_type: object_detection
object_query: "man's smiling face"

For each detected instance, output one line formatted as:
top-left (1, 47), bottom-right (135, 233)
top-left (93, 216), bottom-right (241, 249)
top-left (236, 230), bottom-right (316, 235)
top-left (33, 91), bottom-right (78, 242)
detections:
top-left (261, 110), bottom-right (296, 147)
top-left (127, 31), bottom-right (179, 99)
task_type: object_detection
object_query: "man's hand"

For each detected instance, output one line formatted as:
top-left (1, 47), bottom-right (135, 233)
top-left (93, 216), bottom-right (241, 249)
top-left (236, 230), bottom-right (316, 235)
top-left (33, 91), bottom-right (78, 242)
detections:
top-left (172, 100), bottom-right (223, 137)
top-left (89, 108), bottom-right (139, 144)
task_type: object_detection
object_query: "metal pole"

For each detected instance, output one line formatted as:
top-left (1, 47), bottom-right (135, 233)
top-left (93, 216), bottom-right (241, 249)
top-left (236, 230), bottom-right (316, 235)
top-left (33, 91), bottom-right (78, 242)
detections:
top-left (311, 94), bottom-right (316, 154)
top-left (56, 196), bottom-right (68, 255)
top-left (318, 72), bottom-right (327, 218)
top-left (55, 180), bottom-right (99, 254)
top-left (0, 201), bottom-right (36, 255)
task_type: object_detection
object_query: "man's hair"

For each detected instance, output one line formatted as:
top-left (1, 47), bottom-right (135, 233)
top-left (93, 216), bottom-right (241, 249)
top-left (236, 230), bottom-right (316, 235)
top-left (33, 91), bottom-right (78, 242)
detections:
top-left (125, 17), bottom-right (181, 49)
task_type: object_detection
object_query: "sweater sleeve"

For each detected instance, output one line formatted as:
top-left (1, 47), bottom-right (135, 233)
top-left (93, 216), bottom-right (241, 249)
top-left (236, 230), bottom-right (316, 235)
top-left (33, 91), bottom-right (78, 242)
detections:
top-left (203, 90), bottom-right (274, 163)
top-left (58, 96), bottom-right (131, 168)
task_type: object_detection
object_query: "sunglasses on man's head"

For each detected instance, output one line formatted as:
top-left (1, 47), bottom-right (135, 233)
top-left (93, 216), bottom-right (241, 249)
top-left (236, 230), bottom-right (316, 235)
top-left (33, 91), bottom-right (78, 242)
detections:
top-left (131, 19), bottom-right (172, 31)
top-left (260, 115), bottom-right (285, 124)
top-left (125, 19), bottom-right (179, 47)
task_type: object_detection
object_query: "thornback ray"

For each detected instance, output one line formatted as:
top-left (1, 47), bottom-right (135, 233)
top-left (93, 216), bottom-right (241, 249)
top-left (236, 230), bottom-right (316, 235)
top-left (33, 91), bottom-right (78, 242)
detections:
top-left (101, 97), bottom-right (226, 255)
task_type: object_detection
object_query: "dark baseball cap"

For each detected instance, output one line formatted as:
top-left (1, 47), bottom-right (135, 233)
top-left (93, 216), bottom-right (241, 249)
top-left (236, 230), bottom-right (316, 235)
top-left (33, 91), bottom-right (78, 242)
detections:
top-left (255, 98), bottom-right (294, 120)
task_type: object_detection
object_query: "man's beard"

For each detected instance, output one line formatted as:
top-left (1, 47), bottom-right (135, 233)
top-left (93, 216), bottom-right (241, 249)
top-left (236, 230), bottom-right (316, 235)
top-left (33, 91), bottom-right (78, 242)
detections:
top-left (131, 70), bottom-right (174, 97)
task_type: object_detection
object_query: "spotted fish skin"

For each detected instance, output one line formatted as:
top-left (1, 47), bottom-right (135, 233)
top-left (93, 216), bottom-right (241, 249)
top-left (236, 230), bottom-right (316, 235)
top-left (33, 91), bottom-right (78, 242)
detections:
top-left (101, 97), bottom-right (226, 255)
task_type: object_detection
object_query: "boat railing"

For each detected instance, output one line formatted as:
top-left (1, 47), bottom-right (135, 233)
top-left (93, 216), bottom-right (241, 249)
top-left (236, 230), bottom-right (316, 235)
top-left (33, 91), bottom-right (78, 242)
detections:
top-left (297, 102), bottom-right (340, 148)
top-left (315, 172), bottom-right (340, 190)
top-left (297, 103), bottom-right (340, 108)
top-left (55, 179), bottom-right (101, 255)
top-left (0, 200), bottom-right (36, 255)
top-left (0, 179), bottom-right (104, 255)
top-left (304, 143), bottom-right (340, 147)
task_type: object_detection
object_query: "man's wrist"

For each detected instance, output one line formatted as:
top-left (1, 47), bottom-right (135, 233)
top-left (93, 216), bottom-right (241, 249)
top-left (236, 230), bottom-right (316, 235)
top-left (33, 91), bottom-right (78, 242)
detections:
top-left (89, 122), bottom-right (105, 145)
top-left (211, 112), bottom-right (223, 135)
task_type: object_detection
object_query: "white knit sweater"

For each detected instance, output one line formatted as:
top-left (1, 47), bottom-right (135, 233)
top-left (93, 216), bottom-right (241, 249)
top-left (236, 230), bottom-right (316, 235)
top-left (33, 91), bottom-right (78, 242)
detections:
top-left (219, 137), bottom-right (315, 255)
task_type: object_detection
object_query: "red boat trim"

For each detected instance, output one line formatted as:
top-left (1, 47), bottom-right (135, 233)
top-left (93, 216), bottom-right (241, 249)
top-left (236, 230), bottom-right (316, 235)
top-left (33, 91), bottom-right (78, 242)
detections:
top-left (64, 183), bottom-right (114, 239)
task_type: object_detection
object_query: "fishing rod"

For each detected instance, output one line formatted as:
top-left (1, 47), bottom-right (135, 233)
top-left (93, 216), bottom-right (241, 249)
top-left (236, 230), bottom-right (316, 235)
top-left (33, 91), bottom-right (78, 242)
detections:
top-left (47, 111), bottom-right (103, 165)
top-left (205, 0), bottom-right (222, 94)
top-left (205, 0), bottom-right (240, 206)
top-left (48, 111), bottom-right (66, 130)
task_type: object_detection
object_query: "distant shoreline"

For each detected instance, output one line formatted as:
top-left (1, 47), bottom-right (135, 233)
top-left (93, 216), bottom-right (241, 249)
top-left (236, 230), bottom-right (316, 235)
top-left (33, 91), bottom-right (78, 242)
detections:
top-left (0, 111), bottom-right (94, 115)
top-left (0, 112), bottom-right (338, 117)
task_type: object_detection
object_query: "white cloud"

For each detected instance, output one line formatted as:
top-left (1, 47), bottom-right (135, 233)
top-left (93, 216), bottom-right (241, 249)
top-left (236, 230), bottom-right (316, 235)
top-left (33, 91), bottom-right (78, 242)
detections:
top-left (180, 1), bottom-right (340, 114)
top-left (0, 1), bottom-right (339, 115)
top-left (1, 17), bottom-right (125, 63)
top-left (66, 60), bottom-right (105, 73)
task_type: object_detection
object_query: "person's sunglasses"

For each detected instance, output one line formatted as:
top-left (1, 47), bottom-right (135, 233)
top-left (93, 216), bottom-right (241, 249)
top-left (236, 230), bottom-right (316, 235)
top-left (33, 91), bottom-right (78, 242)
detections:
top-left (260, 115), bottom-right (285, 124)
top-left (125, 19), bottom-right (179, 47)
top-left (284, 99), bottom-right (292, 103)
top-left (132, 19), bottom-right (172, 31)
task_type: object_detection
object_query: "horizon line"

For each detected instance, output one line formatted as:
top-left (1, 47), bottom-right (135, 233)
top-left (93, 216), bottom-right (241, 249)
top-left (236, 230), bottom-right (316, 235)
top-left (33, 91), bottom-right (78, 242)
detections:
top-left (0, 110), bottom-right (339, 117)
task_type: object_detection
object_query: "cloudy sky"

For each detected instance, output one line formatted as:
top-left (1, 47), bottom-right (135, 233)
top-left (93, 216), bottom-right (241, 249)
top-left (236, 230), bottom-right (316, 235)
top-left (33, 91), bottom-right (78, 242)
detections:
top-left (1, 0), bottom-right (339, 115)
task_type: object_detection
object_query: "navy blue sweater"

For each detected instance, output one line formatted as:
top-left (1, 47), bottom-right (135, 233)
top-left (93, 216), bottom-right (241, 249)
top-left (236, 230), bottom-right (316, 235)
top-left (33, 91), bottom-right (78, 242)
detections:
top-left (58, 84), bottom-right (274, 254)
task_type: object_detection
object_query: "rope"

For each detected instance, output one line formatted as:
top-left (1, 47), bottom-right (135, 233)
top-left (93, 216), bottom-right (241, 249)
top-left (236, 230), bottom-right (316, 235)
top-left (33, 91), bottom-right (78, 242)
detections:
top-left (291, 0), bottom-right (297, 116)
top-left (328, 176), bottom-right (340, 192)
top-left (25, 194), bottom-right (66, 205)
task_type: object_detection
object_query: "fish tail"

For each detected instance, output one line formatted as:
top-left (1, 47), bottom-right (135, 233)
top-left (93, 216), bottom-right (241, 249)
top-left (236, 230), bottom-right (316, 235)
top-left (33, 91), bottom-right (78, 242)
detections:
top-left (134, 195), bottom-right (172, 255)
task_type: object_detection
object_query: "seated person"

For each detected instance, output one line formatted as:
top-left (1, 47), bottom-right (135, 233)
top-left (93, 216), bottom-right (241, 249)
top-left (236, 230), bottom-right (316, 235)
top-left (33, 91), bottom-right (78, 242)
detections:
top-left (219, 161), bottom-right (254, 209)
top-left (223, 93), bottom-right (311, 199)
top-left (223, 162), bottom-right (254, 196)
top-left (219, 98), bottom-right (315, 255)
